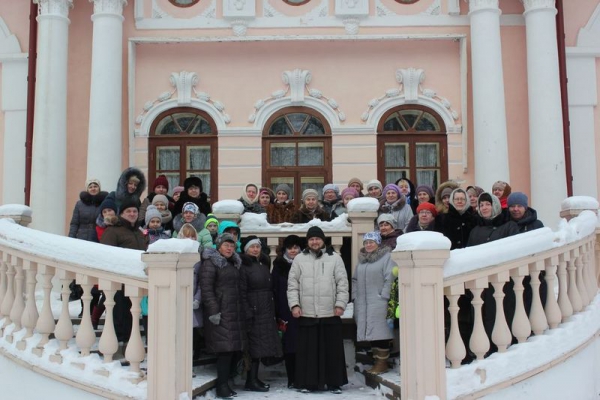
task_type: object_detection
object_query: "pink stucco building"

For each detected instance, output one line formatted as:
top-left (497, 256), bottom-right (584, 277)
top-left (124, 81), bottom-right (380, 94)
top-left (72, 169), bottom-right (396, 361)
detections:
top-left (0, 0), bottom-right (599, 234)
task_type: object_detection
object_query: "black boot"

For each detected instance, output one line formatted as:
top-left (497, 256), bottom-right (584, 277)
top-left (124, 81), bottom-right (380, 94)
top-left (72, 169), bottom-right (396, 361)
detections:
top-left (285, 354), bottom-right (295, 388)
top-left (244, 359), bottom-right (269, 392)
top-left (216, 383), bottom-right (234, 399)
top-left (217, 353), bottom-right (236, 398)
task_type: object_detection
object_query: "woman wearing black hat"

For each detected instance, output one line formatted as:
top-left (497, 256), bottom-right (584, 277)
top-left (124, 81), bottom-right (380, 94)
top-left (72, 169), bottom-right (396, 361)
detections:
top-left (173, 175), bottom-right (212, 218)
top-left (271, 235), bottom-right (305, 388)
top-left (240, 236), bottom-right (282, 392)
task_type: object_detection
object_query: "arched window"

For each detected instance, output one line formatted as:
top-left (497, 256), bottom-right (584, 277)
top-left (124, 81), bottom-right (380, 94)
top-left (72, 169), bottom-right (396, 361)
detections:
top-left (283, 0), bottom-right (311, 5)
top-left (148, 107), bottom-right (218, 200)
top-left (168, 0), bottom-right (200, 7)
top-left (377, 105), bottom-right (447, 190)
top-left (263, 107), bottom-right (332, 202)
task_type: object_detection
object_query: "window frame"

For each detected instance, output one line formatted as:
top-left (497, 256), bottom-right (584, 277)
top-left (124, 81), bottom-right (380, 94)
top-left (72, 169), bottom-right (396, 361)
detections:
top-left (148, 107), bottom-right (218, 200)
top-left (377, 105), bottom-right (448, 189)
top-left (262, 107), bottom-right (332, 202)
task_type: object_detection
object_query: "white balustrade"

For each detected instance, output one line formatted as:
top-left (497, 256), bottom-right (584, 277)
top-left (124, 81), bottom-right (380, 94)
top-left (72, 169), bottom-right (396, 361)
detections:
top-left (97, 281), bottom-right (119, 364)
top-left (445, 284), bottom-right (466, 368)
top-left (9, 257), bottom-right (25, 333)
top-left (543, 256), bottom-right (562, 329)
top-left (567, 249), bottom-right (583, 313)
top-left (74, 275), bottom-right (97, 358)
top-left (466, 278), bottom-right (490, 360)
top-left (528, 261), bottom-right (548, 335)
top-left (510, 265), bottom-right (532, 343)
top-left (125, 286), bottom-right (146, 378)
top-left (1, 258), bottom-right (15, 329)
top-left (19, 261), bottom-right (39, 347)
top-left (557, 253), bottom-right (573, 321)
top-left (490, 272), bottom-right (512, 352)
top-left (33, 264), bottom-right (55, 353)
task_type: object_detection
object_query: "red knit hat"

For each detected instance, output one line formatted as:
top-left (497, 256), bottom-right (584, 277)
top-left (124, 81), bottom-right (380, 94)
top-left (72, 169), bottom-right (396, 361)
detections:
top-left (153, 175), bottom-right (169, 191)
top-left (417, 202), bottom-right (438, 217)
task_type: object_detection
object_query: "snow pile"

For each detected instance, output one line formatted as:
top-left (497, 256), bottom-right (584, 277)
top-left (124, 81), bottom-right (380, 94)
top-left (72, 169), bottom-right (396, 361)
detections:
top-left (347, 197), bottom-right (380, 212)
top-left (0, 219), bottom-right (146, 279)
top-left (560, 196), bottom-right (599, 211)
top-left (240, 213), bottom-right (351, 233)
top-left (395, 231), bottom-right (451, 251)
top-left (212, 200), bottom-right (244, 214)
top-left (0, 204), bottom-right (32, 217)
top-left (554, 210), bottom-right (598, 246)
top-left (147, 238), bottom-right (199, 253)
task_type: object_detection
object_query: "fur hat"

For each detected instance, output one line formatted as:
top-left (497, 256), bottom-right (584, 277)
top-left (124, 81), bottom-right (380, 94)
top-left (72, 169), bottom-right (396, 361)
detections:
top-left (306, 226), bottom-right (326, 241)
top-left (492, 181), bottom-right (508, 192)
top-left (172, 186), bottom-right (185, 196)
top-left (152, 194), bottom-right (169, 206)
top-left (184, 176), bottom-right (203, 192)
top-left (377, 213), bottom-right (398, 229)
top-left (85, 178), bottom-right (101, 191)
top-left (99, 197), bottom-right (118, 215)
top-left (341, 187), bottom-right (359, 200)
top-left (215, 233), bottom-right (236, 249)
top-left (366, 179), bottom-right (383, 192)
top-left (417, 202), bottom-right (438, 217)
top-left (466, 185), bottom-right (484, 197)
top-left (322, 184), bottom-right (340, 196)
top-left (302, 188), bottom-right (319, 201)
top-left (153, 175), bottom-right (169, 191)
top-left (363, 230), bottom-right (381, 245)
top-left (347, 178), bottom-right (364, 191)
top-left (145, 205), bottom-right (162, 226)
top-left (242, 235), bottom-right (262, 253)
top-left (416, 185), bottom-right (435, 199)
top-left (204, 214), bottom-right (219, 229)
top-left (383, 184), bottom-right (401, 198)
top-left (283, 234), bottom-right (303, 250)
top-left (275, 183), bottom-right (292, 199)
top-left (182, 202), bottom-right (199, 215)
top-left (507, 192), bottom-right (528, 208)
top-left (119, 198), bottom-right (139, 214)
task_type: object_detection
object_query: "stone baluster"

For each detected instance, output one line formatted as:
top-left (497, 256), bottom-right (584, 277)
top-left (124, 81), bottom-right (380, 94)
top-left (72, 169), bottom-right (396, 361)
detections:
top-left (50, 271), bottom-right (75, 363)
top-left (575, 248), bottom-right (589, 307)
top-left (348, 210), bottom-right (378, 278)
top-left (567, 249), bottom-right (583, 313)
top-left (33, 265), bottom-right (56, 355)
top-left (596, 235), bottom-right (600, 288)
top-left (0, 254), bottom-right (7, 309)
top-left (557, 253), bottom-right (573, 322)
top-left (18, 260), bottom-right (39, 350)
top-left (444, 284), bottom-right (466, 368)
top-left (466, 278), bottom-right (490, 360)
top-left (125, 286), bottom-right (146, 379)
top-left (490, 272), bottom-right (512, 352)
top-left (266, 237), bottom-right (279, 265)
top-left (1, 256), bottom-right (15, 331)
top-left (74, 275), bottom-right (97, 359)
top-left (331, 236), bottom-right (343, 254)
top-left (511, 266), bottom-right (531, 343)
top-left (529, 261), bottom-right (548, 335)
top-left (582, 243), bottom-right (597, 303)
top-left (543, 256), bottom-right (562, 329)
top-left (97, 281), bottom-right (119, 365)
top-left (9, 256), bottom-right (25, 336)
top-left (587, 241), bottom-right (599, 297)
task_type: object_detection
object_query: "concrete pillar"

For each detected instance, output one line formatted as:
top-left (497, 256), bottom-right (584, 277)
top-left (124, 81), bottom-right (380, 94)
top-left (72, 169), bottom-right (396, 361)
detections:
top-left (30, 0), bottom-right (73, 234)
top-left (523, 0), bottom-right (567, 229)
top-left (468, 0), bottom-right (510, 191)
top-left (86, 0), bottom-right (127, 188)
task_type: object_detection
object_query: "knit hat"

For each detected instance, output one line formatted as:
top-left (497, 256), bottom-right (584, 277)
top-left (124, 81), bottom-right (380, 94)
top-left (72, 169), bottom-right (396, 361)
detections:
top-left (172, 186), bottom-right (185, 196)
top-left (243, 235), bottom-right (262, 253)
top-left (204, 214), bottom-right (219, 229)
top-left (383, 184), bottom-right (401, 197)
top-left (182, 202), bottom-right (199, 215)
top-left (492, 181), bottom-right (508, 192)
top-left (283, 234), bottom-right (303, 250)
top-left (347, 178), bottom-right (364, 191)
top-left (417, 202), bottom-right (438, 217)
top-left (302, 188), bottom-right (319, 201)
top-left (152, 194), bottom-right (168, 206)
top-left (306, 226), bottom-right (326, 241)
top-left (275, 183), bottom-right (292, 199)
top-left (119, 198), bottom-right (139, 214)
top-left (363, 231), bottom-right (381, 245)
top-left (184, 176), bottom-right (203, 192)
top-left (416, 185), bottom-right (435, 199)
top-left (341, 187), bottom-right (359, 200)
top-left (322, 184), bottom-right (340, 196)
top-left (507, 192), bottom-right (528, 208)
top-left (99, 197), bottom-right (118, 215)
top-left (441, 187), bottom-right (453, 199)
top-left (377, 213), bottom-right (398, 229)
top-left (145, 205), bottom-right (162, 226)
top-left (366, 179), bottom-right (383, 192)
top-left (466, 185), bottom-right (484, 197)
top-left (153, 175), bottom-right (169, 191)
top-left (85, 178), bottom-right (101, 191)
top-left (259, 187), bottom-right (275, 203)
top-left (215, 233), bottom-right (236, 249)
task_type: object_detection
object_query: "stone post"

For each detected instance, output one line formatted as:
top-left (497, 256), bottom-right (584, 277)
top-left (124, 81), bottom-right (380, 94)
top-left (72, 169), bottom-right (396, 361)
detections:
top-left (392, 232), bottom-right (450, 400)
top-left (348, 211), bottom-right (378, 276)
top-left (143, 251), bottom-right (199, 400)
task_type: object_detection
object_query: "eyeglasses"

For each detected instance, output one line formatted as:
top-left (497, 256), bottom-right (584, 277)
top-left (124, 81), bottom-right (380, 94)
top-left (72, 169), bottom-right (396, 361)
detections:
top-left (419, 210), bottom-right (433, 215)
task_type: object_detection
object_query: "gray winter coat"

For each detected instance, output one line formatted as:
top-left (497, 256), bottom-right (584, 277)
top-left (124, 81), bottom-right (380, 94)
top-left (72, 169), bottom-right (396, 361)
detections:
top-left (378, 196), bottom-right (414, 232)
top-left (68, 191), bottom-right (108, 241)
top-left (193, 261), bottom-right (203, 328)
top-left (352, 247), bottom-right (396, 342)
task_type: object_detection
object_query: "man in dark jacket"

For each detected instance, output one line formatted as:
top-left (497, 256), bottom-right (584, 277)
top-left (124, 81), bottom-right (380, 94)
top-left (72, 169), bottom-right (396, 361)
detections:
top-left (101, 198), bottom-right (146, 349)
top-left (506, 192), bottom-right (544, 232)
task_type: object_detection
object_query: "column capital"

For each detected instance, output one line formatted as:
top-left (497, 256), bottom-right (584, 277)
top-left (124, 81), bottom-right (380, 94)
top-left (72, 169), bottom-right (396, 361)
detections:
top-left (466, 0), bottom-right (499, 14)
top-left (522, 0), bottom-right (556, 14)
top-left (90, 0), bottom-right (127, 15)
top-left (35, 0), bottom-right (73, 18)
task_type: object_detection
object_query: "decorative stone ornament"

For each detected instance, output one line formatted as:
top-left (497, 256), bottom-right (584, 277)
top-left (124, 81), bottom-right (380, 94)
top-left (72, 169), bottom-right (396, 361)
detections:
top-left (35, 0), bottom-right (74, 17)
top-left (335, 0), bottom-right (369, 16)
top-left (522, 0), bottom-right (556, 13)
top-left (223, 0), bottom-right (256, 17)
top-left (90, 0), bottom-right (127, 15)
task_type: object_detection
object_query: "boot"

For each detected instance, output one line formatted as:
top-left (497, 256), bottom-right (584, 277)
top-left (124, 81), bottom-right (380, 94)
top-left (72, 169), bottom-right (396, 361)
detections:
top-left (367, 348), bottom-right (389, 375)
top-left (244, 359), bottom-right (269, 392)
top-left (216, 383), bottom-right (235, 399)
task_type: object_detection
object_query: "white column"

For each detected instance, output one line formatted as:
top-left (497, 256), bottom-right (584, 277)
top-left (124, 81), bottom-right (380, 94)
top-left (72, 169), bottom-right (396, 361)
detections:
top-left (30, 0), bottom-right (73, 234)
top-left (86, 0), bottom-right (127, 188)
top-left (468, 0), bottom-right (510, 190)
top-left (523, 0), bottom-right (567, 229)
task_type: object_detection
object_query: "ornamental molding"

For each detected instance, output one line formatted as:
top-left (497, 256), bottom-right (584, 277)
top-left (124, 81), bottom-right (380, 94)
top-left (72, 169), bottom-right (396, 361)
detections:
top-left (577, 3), bottom-right (600, 47)
top-left (377, 0), bottom-right (442, 16)
top-left (248, 68), bottom-right (345, 125)
top-left (35, 0), bottom-right (74, 18)
top-left (90, 0), bottom-right (127, 15)
top-left (230, 20), bottom-right (249, 36)
top-left (152, 0), bottom-right (216, 19)
top-left (263, 0), bottom-right (328, 21)
top-left (335, 0), bottom-right (369, 16)
top-left (521, 0), bottom-right (556, 13)
top-left (467, 0), bottom-right (499, 13)
top-left (135, 71), bottom-right (230, 134)
top-left (342, 18), bottom-right (361, 35)
top-left (361, 68), bottom-right (459, 126)
top-left (223, 0), bottom-right (255, 19)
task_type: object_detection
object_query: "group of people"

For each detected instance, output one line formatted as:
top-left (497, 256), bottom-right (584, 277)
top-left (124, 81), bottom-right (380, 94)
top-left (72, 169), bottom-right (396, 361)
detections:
top-left (67, 168), bottom-right (544, 397)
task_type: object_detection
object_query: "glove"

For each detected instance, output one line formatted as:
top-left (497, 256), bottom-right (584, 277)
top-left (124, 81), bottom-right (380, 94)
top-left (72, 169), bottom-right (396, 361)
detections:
top-left (387, 318), bottom-right (394, 330)
top-left (193, 300), bottom-right (200, 310)
top-left (208, 313), bottom-right (221, 325)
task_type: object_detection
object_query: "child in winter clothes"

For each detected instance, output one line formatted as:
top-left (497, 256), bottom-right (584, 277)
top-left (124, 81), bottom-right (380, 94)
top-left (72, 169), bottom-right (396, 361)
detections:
top-left (142, 205), bottom-right (171, 246)
top-left (95, 198), bottom-right (119, 242)
top-left (198, 214), bottom-right (219, 251)
top-left (173, 202), bottom-right (206, 237)
top-left (151, 194), bottom-right (173, 231)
